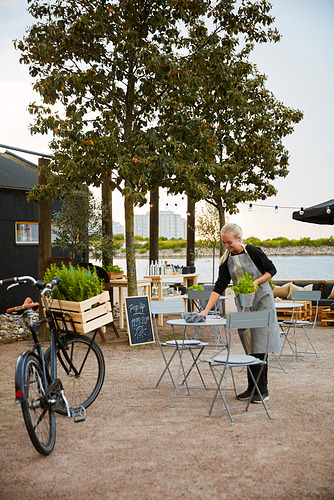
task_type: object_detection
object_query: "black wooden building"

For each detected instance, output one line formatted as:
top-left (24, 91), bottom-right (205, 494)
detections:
top-left (0, 151), bottom-right (64, 312)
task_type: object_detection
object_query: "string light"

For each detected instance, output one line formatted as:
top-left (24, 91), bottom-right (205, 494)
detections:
top-left (326, 207), bottom-right (331, 214)
top-left (248, 203), bottom-right (253, 211)
top-left (299, 207), bottom-right (304, 215)
top-left (275, 205), bottom-right (279, 213)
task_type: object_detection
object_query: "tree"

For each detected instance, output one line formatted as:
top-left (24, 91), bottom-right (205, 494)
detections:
top-left (165, 42), bottom-right (303, 256)
top-left (196, 203), bottom-right (221, 283)
top-left (16, 0), bottom-right (293, 289)
top-left (52, 189), bottom-right (115, 263)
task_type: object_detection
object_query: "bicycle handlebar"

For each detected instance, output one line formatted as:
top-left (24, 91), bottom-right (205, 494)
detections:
top-left (0, 276), bottom-right (37, 287)
top-left (0, 276), bottom-right (62, 298)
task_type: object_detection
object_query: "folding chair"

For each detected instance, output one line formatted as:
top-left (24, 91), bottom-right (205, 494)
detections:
top-left (205, 310), bottom-right (275, 425)
top-left (280, 290), bottom-right (321, 361)
top-left (150, 300), bottom-right (208, 391)
top-left (187, 289), bottom-right (226, 348)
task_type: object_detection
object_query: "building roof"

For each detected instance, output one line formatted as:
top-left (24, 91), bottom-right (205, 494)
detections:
top-left (0, 151), bottom-right (38, 191)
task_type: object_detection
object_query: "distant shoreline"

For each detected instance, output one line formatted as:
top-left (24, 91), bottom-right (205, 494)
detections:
top-left (114, 245), bottom-right (334, 259)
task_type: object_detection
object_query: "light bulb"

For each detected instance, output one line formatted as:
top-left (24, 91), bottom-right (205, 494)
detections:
top-left (326, 207), bottom-right (331, 214)
top-left (299, 207), bottom-right (304, 215)
top-left (275, 205), bottom-right (278, 213)
top-left (248, 203), bottom-right (253, 211)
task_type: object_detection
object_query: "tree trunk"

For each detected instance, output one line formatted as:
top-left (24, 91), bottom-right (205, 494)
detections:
top-left (212, 244), bottom-right (216, 284)
top-left (101, 177), bottom-right (113, 268)
top-left (149, 188), bottom-right (159, 266)
top-left (186, 196), bottom-right (195, 267)
top-left (218, 205), bottom-right (226, 258)
top-left (38, 157), bottom-right (51, 341)
top-left (124, 191), bottom-right (137, 296)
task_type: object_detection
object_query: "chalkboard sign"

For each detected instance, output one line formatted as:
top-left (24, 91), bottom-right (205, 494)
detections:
top-left (124, 296), bottom-right (155, 346)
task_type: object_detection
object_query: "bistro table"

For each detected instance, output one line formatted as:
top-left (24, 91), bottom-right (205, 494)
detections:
top-left (144, 273), bottom-right (200, 326)
top-left (166, 317), bottom-right (227, 406)
top-left (275, 302), bottom-right (304, 363)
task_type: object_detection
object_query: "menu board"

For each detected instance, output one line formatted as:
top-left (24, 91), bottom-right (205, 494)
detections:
top-left (125, 296), bottom-right (155, 346)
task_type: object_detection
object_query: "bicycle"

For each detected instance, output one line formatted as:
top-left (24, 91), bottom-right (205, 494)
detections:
top-left (0, 275), bottom-right (105, 455)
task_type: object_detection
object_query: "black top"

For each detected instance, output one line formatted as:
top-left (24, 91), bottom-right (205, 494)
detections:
top-left (213, 244), bottom-right (277, 295)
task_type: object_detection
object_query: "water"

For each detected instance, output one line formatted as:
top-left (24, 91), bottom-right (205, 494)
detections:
top-left (112, 255), bottom-right (334, 283)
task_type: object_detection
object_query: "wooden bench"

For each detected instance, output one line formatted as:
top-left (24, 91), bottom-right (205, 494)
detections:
top-left (275, 301), bottom-right (312, 322)
top-left (321, 308), bottom-right (334, 327)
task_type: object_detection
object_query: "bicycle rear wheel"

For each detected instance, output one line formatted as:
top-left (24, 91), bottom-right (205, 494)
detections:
top-left (21, 354), bottom-right (56, 455)
top-left (46, 334), bottom-right (105, 415)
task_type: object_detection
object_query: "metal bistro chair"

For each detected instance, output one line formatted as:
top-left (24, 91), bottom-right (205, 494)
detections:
top-left (280, 290), bottom-right (321, 361)
top-left (205, 310), bottom-right (275, 425)
top-left (150, 300), bottom-right (208, 391)
top-left (187, 289), bottom-right (226, 349)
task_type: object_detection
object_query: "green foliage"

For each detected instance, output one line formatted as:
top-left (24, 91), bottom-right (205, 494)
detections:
top-left (232, 272), bottom-right (258, 297)
top-left (44, 263), bottom-right (103, 301)
top-left (188, 285), bottom-right (204, 291)
top-left (102, 264), bottom-right (123, 273)
top-left (52, 189), bottom-right (115, 262)
top-left (244, 236), bottom-right (334, 247)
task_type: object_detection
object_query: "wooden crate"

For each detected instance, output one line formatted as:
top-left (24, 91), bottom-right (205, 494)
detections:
top-left (46, 290), bottom-right (113, 334)
top-left (276, 301), bottom-right (312, 322)
top-left (321, 309), bottom-right (334, 327)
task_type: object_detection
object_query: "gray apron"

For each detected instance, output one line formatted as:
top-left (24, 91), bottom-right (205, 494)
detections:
top-left (227, 247), bottom-right (281, 354)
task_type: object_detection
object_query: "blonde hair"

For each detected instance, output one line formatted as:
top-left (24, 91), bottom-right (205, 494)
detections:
top-left (219, 223), bottom-right (243, 264)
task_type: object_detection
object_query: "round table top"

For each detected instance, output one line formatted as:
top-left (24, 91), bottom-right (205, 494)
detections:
top-left (167, 317), bottom-right (226, 326)
top-left (275, 302), bottom-right (304, 309)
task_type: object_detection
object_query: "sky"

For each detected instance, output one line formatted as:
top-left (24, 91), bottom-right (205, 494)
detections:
top-left (0, 0), bottom-right (333, 240)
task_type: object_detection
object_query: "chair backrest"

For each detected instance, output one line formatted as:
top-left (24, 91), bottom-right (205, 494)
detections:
top-left (187, 289), bottom-right (212, 301)
top-left (226, 310), bottom-right (274, 330)
top-left (150, 300), bottom-right (185, 346)
top-left (291, 290), bottom-right (321, 302)
top-left (226, 310), bottom-right (275, 357)
top-left (187, 289), bottom-right (220, 314)
top-left (150, 299), bottom-right (185, 316)
top-left (291, 290), bottom-right (321, 323)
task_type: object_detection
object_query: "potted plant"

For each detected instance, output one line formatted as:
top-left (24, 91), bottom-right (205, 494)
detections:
top-left (43, 263), bottom-right (113, 333)
top-left (188, 285), bottom-right (204, 291)
top-left (232, 272), bottom-right (258, 308)
top-left (103, 264), bottom-right (124, 280)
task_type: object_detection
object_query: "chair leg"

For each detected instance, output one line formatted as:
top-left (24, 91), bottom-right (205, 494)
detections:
top-left (207, 364), bottom-right (233, 423)
top-left (302, 326), bottom-right (318, 359)
top-left (154, 347), bottom-right (178, 389)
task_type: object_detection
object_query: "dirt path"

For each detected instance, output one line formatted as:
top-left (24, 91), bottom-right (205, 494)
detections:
top-left (0, 321), bottom-right (333, 500)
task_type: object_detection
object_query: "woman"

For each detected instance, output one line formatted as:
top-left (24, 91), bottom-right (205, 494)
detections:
top-left (200, 222), bottom-right (280, 403)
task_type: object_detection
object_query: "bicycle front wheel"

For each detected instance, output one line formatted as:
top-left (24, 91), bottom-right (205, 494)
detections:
top-left (46, 334), bottom-right (105, 415)
top-left (21, 354), bottom-right (56, 455)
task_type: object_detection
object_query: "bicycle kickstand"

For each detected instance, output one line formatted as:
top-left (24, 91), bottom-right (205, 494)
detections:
top-left (61, 389), bottom-right (87, 423)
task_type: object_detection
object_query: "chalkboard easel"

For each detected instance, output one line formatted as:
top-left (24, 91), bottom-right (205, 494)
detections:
top-left (124, 296), bottom-right (155, 346)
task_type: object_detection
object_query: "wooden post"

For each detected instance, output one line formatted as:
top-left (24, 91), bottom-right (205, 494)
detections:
top-left (38, 157), bottom-right (51, 340)
top-left (186, 196), bottom-right (195, 267)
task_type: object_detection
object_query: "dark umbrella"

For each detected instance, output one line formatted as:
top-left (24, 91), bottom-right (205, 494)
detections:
top-left (292, 199), bottom-right (334, 225)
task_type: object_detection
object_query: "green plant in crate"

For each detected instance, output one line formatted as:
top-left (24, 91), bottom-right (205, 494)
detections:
top-left (44, 263), bottom-right (103, 302)
top-left (232, 272), bottom-right (258, 298)
top-left (188, 285), bottom-right (204, 291)
top-left (102, 264), bottom-right (123, 273)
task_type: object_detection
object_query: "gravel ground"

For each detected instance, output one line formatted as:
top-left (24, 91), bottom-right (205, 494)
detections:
top-left (0, 312), bottom-right (333, 500)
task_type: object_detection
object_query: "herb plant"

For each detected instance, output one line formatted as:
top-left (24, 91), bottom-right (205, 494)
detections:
top-left (232, 272), bottom-right (258, 298)
top-left (44, 263), bottom-right (104, 302)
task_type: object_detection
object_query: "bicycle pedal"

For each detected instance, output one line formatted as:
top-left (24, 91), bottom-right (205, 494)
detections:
top-left (70, 405), bottom-right (86, 423)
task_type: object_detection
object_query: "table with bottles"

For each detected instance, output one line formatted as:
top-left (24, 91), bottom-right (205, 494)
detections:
top-left (143, 272), bottom-right (200, 326)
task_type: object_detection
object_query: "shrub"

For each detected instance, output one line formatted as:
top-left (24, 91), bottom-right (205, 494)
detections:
top-left (44, 263), bottom-right (104, 301)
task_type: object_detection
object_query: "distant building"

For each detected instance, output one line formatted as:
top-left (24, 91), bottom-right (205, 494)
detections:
top-left (134, 210), bottom-right (186, 239)
top-left (112, 221), bottom-right (124, 236)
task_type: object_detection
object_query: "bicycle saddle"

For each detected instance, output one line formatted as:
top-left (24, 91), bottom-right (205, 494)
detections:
top-left (6, 297), bottom-right (39, 314)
